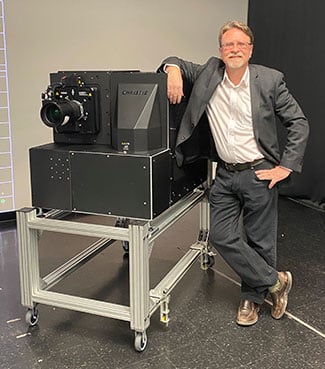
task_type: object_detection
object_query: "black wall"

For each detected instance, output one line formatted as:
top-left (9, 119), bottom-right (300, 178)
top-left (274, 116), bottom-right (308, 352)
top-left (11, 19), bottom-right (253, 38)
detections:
top-left (248, 0), bottom-right (325, 210)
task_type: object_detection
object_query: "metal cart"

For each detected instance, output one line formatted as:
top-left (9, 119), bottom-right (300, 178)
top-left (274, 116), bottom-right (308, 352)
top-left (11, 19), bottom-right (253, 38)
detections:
top-left (16, 185), bottom-right (214, 352)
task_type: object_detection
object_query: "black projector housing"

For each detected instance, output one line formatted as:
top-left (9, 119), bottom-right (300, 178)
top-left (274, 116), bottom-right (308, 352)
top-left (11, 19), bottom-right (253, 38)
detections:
top-left (30, 70), bottom-right (207, 220)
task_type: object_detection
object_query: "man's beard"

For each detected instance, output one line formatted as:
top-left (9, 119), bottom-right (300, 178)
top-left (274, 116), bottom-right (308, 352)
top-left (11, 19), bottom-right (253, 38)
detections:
top-left (226, 56), bottom-right (246, 70)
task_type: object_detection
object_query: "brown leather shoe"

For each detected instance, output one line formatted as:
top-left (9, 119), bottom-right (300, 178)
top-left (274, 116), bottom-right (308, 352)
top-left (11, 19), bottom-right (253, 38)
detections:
top-left (236, 300), bottom-right (259, 326)
top-left (270, 271), bottom-right (292, 319)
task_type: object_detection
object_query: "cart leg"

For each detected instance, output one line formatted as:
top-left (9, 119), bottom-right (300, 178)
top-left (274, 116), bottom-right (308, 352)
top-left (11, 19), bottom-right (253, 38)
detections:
top-left (198, 194), bottom-right (216, 270)
top-left (115, 217), bottom-right (130, 254)
top-left (199, 195), bottom-right (210, 234)
top-left (129, 223), bottom-right (150, 351)
top-left (16, 208), bottom-right (41, 309)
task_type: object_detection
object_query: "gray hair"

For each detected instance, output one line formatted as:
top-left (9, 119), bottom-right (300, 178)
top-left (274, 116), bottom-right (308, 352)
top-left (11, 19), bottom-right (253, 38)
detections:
top-left (218, 21), bottom-right (254, 46)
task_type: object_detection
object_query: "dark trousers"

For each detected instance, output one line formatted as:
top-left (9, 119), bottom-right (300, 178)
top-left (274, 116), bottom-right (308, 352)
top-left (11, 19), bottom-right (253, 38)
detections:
top-left (209, 161), bottom-right (279, 304)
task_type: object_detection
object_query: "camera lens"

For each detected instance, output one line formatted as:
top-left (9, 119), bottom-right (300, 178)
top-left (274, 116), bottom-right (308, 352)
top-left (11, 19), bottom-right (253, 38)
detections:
top-left (40, 100), bottom-right (83, 128)
top-left (47, 104), bottom-right (63, 125)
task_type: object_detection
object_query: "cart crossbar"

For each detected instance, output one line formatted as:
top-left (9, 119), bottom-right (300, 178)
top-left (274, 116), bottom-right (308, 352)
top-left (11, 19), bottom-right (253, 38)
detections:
top-left (28, 218), bottom-right (129, 240)
top-left (32, 290), bottom-right (131, 321)
top-left (42, 237), bottom-right (116, 290)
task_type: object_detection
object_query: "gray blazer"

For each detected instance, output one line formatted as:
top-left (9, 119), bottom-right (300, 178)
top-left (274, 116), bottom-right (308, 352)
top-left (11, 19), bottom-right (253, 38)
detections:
top-left (160, 56), bottom-right (309, 172)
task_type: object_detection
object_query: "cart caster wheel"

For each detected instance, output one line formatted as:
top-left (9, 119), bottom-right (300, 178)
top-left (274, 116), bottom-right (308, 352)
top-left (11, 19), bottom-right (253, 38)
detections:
top-left (25, 307), bottom-right (39, 326)
top-left (134, 331), bottom-right (147, 352)
top-left (122, 241), bottom-right (129, 254)
top-left (201, 254), bottom-right (215, 270)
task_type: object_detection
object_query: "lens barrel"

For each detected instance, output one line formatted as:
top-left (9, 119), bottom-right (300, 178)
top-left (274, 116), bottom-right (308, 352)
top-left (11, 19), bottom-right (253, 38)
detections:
top-left (40, 100), bottom-right (83, 128)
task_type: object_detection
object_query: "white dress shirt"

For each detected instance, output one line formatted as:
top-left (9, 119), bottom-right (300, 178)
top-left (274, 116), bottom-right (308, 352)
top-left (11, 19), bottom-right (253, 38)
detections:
top-left (206, 68), bottom-right (264, 164)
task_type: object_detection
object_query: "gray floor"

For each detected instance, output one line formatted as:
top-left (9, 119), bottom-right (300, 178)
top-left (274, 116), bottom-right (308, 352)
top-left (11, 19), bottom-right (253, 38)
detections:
top-left (0, 197), bottom-right (324, 369)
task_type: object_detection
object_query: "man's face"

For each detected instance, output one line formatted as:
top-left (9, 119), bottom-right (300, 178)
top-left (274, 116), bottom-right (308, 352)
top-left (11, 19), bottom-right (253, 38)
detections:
top-left (219, 28), bottom-right (253, 71)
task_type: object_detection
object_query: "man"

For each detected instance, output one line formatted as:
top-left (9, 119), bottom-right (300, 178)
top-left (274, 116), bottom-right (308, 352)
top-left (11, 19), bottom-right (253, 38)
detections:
top-left (159, 21), bottom-right (309, 326)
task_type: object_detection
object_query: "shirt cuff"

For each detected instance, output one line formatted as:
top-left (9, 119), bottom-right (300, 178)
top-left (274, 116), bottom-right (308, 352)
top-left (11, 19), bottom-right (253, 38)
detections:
top-left (279, 166), bottom-right (292, 172)
top-left (163, 64), bottom-right (181, 73)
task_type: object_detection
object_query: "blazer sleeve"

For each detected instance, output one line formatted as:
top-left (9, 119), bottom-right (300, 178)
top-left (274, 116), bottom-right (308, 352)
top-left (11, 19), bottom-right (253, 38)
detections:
top-left (158, 56), bottom-right (205, 85)
top-left (273, 72), bottom-right (309, 172)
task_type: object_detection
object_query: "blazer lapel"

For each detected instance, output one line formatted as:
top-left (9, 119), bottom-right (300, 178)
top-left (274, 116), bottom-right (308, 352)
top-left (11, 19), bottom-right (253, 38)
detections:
top-left (205, 67), bottom-right (224, 100)
top-left (196, 65), bottom-right (224, 122)
top-left (249, 65), bottom-right (261, 141)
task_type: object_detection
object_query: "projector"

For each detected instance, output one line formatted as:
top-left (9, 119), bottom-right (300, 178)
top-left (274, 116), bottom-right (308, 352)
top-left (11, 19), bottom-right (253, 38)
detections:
top-left (30, 70), bottom-right (207, 219)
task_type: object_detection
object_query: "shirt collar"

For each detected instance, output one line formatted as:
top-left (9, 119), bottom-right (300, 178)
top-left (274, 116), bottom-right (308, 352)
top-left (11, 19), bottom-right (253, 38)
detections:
top-left (222, 66), bottom-right (250, 88)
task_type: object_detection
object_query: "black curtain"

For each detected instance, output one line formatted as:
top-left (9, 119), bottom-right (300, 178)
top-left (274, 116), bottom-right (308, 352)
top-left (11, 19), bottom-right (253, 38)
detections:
top-left (248, 0), bottom-right (325, 210)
